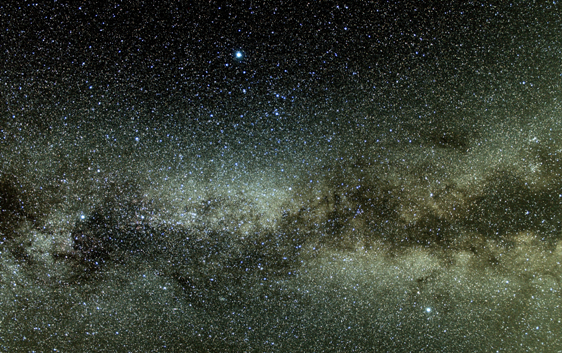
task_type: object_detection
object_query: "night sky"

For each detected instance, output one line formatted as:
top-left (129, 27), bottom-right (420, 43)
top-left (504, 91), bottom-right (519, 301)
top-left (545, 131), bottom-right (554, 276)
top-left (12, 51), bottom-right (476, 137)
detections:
top-left (1, 1), bottom-right (562, 352)
top-left (4, 1), bottom-right (559, 126)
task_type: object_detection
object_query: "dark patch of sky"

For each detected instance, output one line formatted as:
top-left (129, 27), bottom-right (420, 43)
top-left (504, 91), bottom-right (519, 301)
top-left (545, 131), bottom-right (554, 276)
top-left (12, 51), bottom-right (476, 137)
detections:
top-left (1, 1), bottom-right (560, 128)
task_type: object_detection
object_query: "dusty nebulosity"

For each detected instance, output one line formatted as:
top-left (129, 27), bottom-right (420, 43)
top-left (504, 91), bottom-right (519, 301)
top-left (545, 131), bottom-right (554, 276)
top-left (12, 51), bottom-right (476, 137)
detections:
top-left (1, 1), bottom-right (561, 351)
top-left (1, 118), bottom-right (561, 350)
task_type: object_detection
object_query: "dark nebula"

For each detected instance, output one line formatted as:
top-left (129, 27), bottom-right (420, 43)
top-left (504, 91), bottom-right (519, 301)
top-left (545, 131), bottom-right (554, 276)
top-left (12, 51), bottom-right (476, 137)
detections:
top-left (1, 1), bottom-right (561, 351)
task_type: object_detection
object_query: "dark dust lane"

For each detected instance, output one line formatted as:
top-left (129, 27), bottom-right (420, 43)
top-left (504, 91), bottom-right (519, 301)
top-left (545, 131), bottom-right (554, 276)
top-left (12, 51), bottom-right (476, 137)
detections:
top-left (1, 1), bottom-right (561, 351)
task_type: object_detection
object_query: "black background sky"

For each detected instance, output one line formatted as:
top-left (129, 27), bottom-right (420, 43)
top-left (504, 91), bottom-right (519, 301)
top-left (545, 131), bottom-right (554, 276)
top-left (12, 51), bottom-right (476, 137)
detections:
top-left (1, 1), bottom-right (560, 134)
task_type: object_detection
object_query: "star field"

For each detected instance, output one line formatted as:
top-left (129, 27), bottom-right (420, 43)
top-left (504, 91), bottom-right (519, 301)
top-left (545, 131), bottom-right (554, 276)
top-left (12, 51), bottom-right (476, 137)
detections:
top-left (1, 1), bottom-right (561, 351)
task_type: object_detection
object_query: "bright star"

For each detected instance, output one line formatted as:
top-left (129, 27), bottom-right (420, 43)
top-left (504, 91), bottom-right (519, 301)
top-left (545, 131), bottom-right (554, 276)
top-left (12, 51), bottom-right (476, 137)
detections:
top-left (234, 50), bottom-right (244, 61)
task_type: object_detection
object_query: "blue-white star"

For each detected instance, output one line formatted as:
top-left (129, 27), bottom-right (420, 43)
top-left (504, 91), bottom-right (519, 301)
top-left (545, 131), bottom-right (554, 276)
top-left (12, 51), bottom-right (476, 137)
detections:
top-left (234, 50), bottom-right (245, 61)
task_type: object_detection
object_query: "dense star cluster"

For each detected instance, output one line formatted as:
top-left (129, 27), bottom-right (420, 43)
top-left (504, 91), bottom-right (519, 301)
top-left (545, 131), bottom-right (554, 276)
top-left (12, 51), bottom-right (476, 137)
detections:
top-left (1, 1), bottom-right (561, 351)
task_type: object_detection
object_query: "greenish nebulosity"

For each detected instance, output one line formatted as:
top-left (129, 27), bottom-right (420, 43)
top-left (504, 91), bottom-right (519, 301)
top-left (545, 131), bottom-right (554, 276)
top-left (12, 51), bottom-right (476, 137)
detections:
top-left (1, 1), bottom-right (561, 351)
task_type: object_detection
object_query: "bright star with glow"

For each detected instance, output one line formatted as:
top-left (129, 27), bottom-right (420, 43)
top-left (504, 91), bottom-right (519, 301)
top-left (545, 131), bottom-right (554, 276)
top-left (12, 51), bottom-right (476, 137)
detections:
top-left (234, 50), bottom-right (245, 61)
